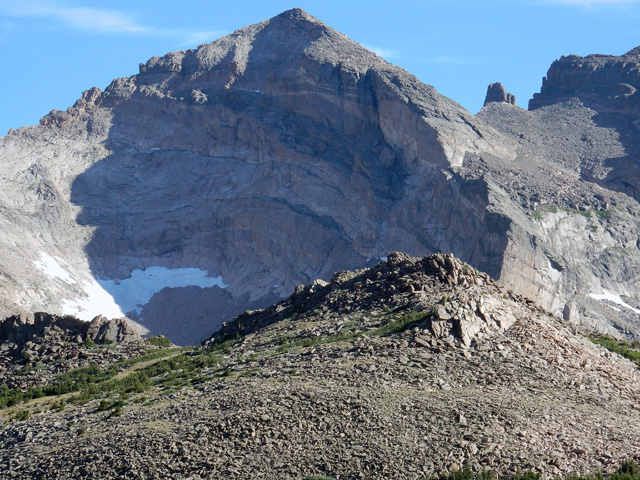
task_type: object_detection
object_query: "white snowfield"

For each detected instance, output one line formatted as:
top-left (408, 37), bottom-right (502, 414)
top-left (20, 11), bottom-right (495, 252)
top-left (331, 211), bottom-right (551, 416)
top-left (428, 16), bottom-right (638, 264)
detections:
top-left (34, 253), bottom-right (228, 321)
top-left (33, 253), bottom-right (76, 284)
top-left (62, 278), bottom-right (125, 320)
top-left (589, 290), bottom-right (640, 314)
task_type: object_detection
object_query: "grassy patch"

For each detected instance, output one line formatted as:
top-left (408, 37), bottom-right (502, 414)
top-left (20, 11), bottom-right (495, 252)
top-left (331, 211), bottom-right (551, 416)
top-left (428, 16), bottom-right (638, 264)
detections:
top-left (0, 363), bottom-right (119, 409)
top-left (371, 310), bottom-right (429, 336)
top-left (117, 347), bottom-right (184, 368)
top-left (275, 309), bottom-right (429, 354)
top-left (0, 347), bottom-right (186, 410)
top-left (12, 409), bottom-right (31, 421)
top-left (531, 204), bottom-right (616, 223)
top-left (587, 334), bottom-right (640, 365)
top-left (531, 204), bottom-right (559, 220)
top-left (592, 208), bottom-right (615, 221)
top-left (563, 207), bottom-right (591, 218)
top-left (145, 336), bottom-right (173, 348)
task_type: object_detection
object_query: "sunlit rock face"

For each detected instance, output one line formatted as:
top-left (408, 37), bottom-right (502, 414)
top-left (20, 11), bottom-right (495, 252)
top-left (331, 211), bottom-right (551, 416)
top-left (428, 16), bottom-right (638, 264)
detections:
top-left (1, 9), bottom-right (640, 343)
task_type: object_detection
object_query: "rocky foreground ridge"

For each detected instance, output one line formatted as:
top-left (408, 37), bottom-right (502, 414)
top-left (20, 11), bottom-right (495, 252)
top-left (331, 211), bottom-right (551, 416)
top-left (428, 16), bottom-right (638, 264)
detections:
top-left (3, 8), bottom-right (640, 343)
top-left (0, 313), bottom-right (159, 392)
top-left (2, 253), bottom-right (640, 479)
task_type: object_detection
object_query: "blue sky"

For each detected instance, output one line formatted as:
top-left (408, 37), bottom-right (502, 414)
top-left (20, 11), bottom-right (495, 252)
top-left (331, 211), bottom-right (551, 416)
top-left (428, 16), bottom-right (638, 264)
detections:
top-left (1, 0), bottom-right (640, 134)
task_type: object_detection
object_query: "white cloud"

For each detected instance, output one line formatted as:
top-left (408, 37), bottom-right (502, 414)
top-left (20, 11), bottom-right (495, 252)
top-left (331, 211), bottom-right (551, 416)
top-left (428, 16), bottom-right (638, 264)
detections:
top-left (542, 0), bottom-right (640, 5)
top-left (0, 0), bottom-right (149, 34)
top-left (361, 43), bottom-right (399, 59)
top-left (0, 0), bottom-right (225, 46)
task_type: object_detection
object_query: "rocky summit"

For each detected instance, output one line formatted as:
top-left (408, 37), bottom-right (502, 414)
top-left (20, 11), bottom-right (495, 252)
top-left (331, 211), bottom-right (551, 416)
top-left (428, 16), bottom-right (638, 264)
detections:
top-left (4, 8), bottom-right (640, 344)
top-left (2, 253), bottom-right (640, 479)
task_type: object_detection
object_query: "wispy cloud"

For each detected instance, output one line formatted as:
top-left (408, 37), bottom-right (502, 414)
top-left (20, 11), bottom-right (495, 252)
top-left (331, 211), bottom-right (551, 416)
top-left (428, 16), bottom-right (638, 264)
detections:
top-left (0, 0), bottom-right (224, 46)
top-left (0, 0), bottom-right (149, 34)
top-left (361, 43), bottom-right (399, 59)
top-left (542, 0), bottom-right (640, 6)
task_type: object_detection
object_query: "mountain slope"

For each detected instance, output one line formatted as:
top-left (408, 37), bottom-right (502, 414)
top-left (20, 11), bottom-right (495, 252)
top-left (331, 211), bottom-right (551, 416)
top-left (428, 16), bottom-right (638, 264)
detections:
top-left (477, 46), bottom-right (640, 336)
top-left (2, 253), bottom-right (640, 479)
top-left (1, 9), bottom-right (640, 343)
top-left (0, 8), bottom-right (518, 343)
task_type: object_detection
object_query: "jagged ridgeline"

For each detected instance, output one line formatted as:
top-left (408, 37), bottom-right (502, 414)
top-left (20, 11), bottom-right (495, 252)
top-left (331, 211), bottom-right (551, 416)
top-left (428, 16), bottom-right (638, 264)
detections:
top-left (2, 8), bottom-right (640, 344)
top-left (205, 252), bottom-right (517, 348)
top-left (2, 253), bottom-right (640, 478)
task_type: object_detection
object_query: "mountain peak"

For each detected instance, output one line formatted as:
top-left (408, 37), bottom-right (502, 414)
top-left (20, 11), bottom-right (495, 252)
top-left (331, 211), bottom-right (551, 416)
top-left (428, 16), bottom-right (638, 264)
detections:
top-left (274, 7), bottom-right (317, 22)
top-left (624, 45), bottom-right (640, 57)
top-left (130, 6), bottom-right (390, 94)
top-left (267, 7), bottom-right (327, 33)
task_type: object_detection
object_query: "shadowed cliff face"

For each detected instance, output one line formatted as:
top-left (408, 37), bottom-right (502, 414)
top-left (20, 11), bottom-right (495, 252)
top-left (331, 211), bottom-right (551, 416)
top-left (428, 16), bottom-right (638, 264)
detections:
top-left (67, 9), bottom-right (513, 344)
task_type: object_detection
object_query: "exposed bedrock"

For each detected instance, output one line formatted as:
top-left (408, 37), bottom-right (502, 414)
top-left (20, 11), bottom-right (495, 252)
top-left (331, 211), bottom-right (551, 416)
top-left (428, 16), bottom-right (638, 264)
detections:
top-left (1, 9), bottom-right (640, 343)
top-left (484, 82), bottom-right (516, 106)
top-left (529, 46), bottom-right (640, 111)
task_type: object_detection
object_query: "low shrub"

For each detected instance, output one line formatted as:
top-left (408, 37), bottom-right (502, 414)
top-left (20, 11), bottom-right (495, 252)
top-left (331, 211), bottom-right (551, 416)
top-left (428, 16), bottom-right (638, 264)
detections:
top-left (145, 336), bottom-right (172, 348)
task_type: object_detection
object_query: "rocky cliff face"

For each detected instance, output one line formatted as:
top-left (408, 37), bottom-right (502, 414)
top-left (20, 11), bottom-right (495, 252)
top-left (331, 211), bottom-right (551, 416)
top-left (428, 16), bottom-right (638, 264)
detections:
top-left (0, 9), bottom-right (640, 344)
top-left (478, 46), bottom-right (640, 338)
top-left (529, 47), bottom-right (640, 111)
top-left (0, 8), bottom-right (518, 344)
top-left (483, 82), bottom-right (516, 106)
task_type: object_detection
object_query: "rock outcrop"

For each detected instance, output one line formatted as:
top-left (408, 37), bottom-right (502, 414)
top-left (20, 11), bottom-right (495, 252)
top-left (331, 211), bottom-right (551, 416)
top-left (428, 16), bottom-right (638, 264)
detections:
top-left (483, 82), bottom-right (516, 106)
top-left (207, 252), bottom-right (506, 347)
top-left (0, 312), bottom-right (150, 391)
top-left (529, 46), bottom-right (640, 110)
top-left (0, 313), bottom-right (141, 353)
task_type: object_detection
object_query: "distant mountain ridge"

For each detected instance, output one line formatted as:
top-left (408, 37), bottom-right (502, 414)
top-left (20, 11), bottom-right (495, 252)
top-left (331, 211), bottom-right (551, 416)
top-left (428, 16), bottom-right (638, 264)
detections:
top-left (0, 8), bottom-right (640, 344)
top-left (529, 46), bottom-right (640, 111)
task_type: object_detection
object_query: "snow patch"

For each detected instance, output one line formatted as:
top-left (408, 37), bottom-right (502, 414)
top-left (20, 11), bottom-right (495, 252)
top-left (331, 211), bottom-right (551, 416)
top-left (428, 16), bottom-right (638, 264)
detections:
top-left (97, 267), bottom-right (228, 316)
top-left (62, 279), bottom-right (125, 320)
top-left (33, 253), bottom-right (76, 284)
top-left (35, 254), bottom-right (228, 322)
top-left (589, 290), bottom-right (640, 314)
